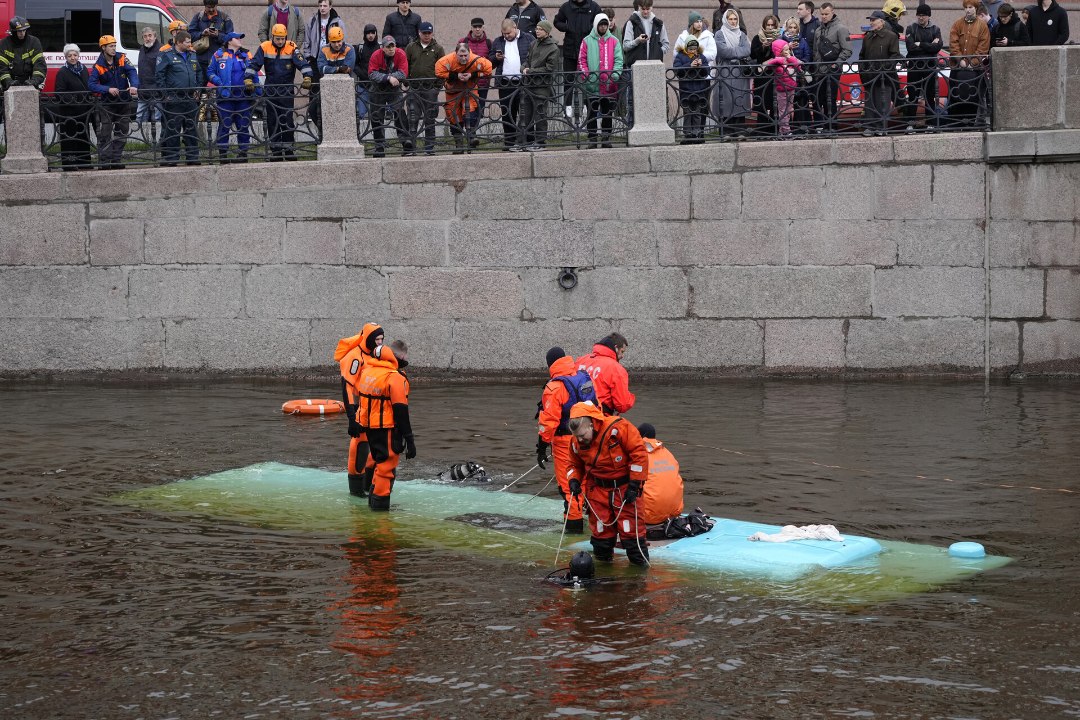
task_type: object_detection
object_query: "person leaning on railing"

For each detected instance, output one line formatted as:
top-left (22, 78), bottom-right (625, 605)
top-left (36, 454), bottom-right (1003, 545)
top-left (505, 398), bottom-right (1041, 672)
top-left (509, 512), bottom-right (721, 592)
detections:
top-left (903, 3), bottom-right (943, 131)
top-left (435, 41), bottom-right (494, 153)
top-left (51, 44), bottom-right (94, 171)
top-left (245, 23), bottom-right (312, 161)
top-left (810, 2), bottom-right (852, 134)
top-left (368, 35), bottom-right (415, 157)
top-left (518, 19), bottom-right (559, 150)
top-left (208, 31), bottom-right (259, 163)
top-left (89, 35), bottom-right (139, 170)
top-left (156, 30), bottom-right (204, 166)
top-left (0, 16), bottom-right (46, 92)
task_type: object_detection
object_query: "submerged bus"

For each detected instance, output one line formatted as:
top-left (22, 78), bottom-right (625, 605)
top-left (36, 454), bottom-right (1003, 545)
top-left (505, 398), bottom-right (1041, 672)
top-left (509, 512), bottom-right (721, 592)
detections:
top-left (1, 0), bottom-right (185, 90)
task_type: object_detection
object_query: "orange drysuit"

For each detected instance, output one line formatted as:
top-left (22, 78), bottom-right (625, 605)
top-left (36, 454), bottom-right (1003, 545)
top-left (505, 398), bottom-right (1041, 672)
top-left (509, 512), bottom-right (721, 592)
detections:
top-left (356, 345), bottom-right (414, 509)
top-left (566, 402), bottom-right (650, 565)
top-left (576, 343), bottom-right (635, 415)
top-left (639, 437), bottom-right (684, 525)
top-left (434, 50), bottom-right (493, 126)
top-left (334, 322), bottom-right (384, 496)
top-left (538, 355), bottom-right (594, 523)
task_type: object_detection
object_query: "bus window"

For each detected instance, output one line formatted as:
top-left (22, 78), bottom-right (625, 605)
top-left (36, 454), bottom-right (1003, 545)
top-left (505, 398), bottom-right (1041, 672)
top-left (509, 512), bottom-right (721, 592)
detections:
top-left (23, 12), bottom-right (65, 52)
top-left (68, 10), bottom-right (105, 51)
top-left (119, 6), bottom-right (170, 50)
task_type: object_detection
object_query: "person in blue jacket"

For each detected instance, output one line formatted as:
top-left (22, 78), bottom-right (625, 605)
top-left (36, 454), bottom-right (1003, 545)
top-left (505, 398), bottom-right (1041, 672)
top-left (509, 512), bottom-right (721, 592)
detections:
top-left (245, 23), bottom-right (313, 160)
top-left (208, 32), bottom-right (259, 162)
top-left (89, 34), bottom-right (140, 169)
top-left (156, 31), bottom-right (205, 166)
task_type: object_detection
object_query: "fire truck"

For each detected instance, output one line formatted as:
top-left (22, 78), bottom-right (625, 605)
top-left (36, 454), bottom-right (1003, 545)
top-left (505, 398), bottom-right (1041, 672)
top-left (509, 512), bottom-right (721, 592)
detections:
top-left (1, 0), bottom-right (185, 90)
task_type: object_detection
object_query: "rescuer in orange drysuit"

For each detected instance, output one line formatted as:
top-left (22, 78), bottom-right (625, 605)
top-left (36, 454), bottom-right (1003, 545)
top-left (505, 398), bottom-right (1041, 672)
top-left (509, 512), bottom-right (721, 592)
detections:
top-left (537, 346), bottom-right (598, 534)
top-left (565, 401), bottom-right (650, 566)
top-left (576, 332), bottom-right (635, 415)
top-left (635, 423), bottom-right (685, 526)
top-left (356, 339), bottom-right (416, 511)
top-left (434, 42), bottom-right (493, 152)
top-left (334, 322), bottom-right (384, 497)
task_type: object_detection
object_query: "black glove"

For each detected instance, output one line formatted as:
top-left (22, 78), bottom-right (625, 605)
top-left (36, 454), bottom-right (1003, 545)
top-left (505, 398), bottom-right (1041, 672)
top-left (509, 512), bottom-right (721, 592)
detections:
top-left (536, 439), bottom-right (549, 469)
top-left (623, 481), bottom-right (642, 505)
top-left (569, 479), bottom-right (581, 497)
top-left (405, 435), bottom-right (417, 459)
top-left (449, 71), bottom-right (460, 82)
top-left (346, 403), bottom-right (361, 438)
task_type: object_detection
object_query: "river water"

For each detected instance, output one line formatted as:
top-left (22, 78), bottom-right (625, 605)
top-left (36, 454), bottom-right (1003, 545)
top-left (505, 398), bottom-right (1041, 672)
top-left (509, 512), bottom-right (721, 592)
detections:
top-left (1, 379), bottom-right (1078, 719)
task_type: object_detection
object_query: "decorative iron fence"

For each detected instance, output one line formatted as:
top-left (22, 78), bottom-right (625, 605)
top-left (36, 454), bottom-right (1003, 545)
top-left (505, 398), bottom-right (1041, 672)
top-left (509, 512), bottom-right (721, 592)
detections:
top-left (354, 69), bottom-right (632, 156)
top-left (666, 55), bottom-right (991, 142)
top-left (40, 85), bottom-right (320, 170)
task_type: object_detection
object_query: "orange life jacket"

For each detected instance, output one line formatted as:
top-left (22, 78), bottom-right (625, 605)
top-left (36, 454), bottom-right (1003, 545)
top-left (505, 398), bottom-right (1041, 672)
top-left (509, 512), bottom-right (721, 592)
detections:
top-left (565, 403), bottom-right (648, 487)
top-left (356, 346), bottom-right (409, 430)
top-left (639, 438), bottom-right (685, 525)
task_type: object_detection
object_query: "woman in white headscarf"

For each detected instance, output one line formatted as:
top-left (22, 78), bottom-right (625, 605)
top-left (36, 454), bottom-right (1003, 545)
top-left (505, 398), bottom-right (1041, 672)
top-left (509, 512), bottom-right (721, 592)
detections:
top-left (713, 7), bottom-right (751, 133)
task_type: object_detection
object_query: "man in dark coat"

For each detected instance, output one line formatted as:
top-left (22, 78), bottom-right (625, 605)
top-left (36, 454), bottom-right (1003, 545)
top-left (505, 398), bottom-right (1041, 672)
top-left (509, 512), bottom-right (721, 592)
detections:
top-left (554, 0), bottom-right (601, 115)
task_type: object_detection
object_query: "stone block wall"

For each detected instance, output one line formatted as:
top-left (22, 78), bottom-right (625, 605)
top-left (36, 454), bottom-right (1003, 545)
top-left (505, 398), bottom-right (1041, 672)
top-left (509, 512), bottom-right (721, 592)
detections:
top-left (1, 135), bottom-right (1079, 375)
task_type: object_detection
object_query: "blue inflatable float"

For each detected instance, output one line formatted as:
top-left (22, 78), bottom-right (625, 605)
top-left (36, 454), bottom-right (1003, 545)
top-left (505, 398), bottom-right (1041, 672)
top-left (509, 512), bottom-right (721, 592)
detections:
top-left (113, 462), bottom-right (1011, 603)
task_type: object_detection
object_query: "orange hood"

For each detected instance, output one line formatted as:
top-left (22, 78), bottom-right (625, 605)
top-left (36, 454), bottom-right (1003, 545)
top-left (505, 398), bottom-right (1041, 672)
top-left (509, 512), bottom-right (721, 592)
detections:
top-left (333, 322), bottom-right (383, 361)
top-left (366, 343), bottom-right (400, 371)
top-left (568, 401), bottom-right (605, 423)
top-left (548, 355), bottom-right (579, 379)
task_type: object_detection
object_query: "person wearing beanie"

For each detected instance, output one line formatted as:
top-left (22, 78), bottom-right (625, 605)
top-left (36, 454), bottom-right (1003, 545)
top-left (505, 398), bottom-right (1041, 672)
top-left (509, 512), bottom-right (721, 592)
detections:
top-left (334, 323), bottom-right (384, 497)
top-left (673, 35), bottom-right (710, 143)
top-left (554, 0), bottom-right (602, 117)
top-left (636, 423), bottom-right (686, 526)
top-left (536, 349), bottom-right (598, 535)
top-left (520, 18), bottom-right (560, 150)
top-left (576, 332), bottom-right (634, 414)
top-left (764, 37), bottom-right (802, 136)
top-left (565, 402), bottom-right (650, 566)
top-left (903, 2), bottom-right (943, 130)
top-left (355, 24), bottom-right (381, 119)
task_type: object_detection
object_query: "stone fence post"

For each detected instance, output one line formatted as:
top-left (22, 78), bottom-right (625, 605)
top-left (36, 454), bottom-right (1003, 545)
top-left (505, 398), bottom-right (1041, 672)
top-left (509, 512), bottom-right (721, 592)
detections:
top-left (627, 60), bottom-right (675, 146)
top-left (988, 46), bottom-right (1080, 161)
top-left (1, 87), bottom-right (48, 174)
top-left (317, 73), bottom-right (364, 161)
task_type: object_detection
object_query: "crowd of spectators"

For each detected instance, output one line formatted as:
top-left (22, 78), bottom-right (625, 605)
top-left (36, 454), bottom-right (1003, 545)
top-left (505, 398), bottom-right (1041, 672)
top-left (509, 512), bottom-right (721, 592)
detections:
top-left (0, 0), bottom-right (1073, 167)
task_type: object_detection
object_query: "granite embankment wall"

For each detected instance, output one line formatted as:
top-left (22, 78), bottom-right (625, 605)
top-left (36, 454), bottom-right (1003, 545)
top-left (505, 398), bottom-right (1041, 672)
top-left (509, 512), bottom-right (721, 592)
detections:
top-left (1, 133), bottom-right (1078, 376)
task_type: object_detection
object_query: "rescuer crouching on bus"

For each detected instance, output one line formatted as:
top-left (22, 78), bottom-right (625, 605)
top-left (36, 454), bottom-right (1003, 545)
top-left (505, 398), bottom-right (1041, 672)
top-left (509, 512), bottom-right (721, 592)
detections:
top-left (565, 401), bottom-right (650, 566)
top-left (356, 339), bottom-right (416, 511)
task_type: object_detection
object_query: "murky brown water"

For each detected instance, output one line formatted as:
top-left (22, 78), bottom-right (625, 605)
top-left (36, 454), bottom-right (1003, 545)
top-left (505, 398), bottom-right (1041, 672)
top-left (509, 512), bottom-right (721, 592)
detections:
top-left (2, 379), bottom-right (1078, 719)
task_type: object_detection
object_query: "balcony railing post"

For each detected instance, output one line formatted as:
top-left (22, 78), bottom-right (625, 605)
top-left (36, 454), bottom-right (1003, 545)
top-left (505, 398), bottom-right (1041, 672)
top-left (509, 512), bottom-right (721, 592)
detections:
top-left (317, 74), bottom-right (364, 161)
top-left (627, 60), bottom-right (675, 146)
top-left (2, 86), bottom-right (48, 173)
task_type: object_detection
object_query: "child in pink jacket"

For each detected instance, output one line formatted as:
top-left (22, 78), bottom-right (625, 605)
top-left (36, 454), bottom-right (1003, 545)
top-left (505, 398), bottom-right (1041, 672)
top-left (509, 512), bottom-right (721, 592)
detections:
top-left (765, 38), bottom-right (802, 136)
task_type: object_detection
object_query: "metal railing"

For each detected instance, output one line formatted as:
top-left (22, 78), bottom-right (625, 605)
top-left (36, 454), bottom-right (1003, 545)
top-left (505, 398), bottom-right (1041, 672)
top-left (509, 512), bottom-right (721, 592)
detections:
top-left (666, 55), bottom-right (991, 142)
top-left (41, 85), bottom-right (320, 170)
top-left (355, 69), bottom-right (632, 156)
top-left (36, 69), bottom-right (635, 168)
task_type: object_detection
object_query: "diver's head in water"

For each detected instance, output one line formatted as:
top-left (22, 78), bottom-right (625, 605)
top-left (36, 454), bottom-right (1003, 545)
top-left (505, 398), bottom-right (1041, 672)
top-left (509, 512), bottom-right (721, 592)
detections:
top-left (569, 551), bottom-right (594, 580)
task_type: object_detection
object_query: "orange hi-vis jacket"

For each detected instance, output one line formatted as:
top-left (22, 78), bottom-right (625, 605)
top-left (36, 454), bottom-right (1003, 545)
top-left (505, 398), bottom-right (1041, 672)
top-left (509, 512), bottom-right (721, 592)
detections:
top-left (538, 355), bottom-right (580, 443)
top-left (639, 437), bottom-right (685, 525)
top-left (566, 402), bottom-right (648, 488)
top-left (357, 345), bottom-right (410, 430)
top-left (434, 50), bottom-right (493, 124)
top-left (335, 322), bottom-right (383, 406)
top-left (576, 343), bottom-right (635, 414)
